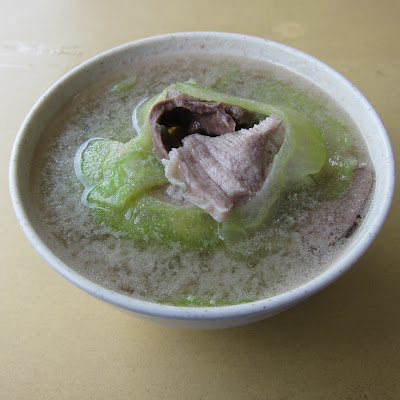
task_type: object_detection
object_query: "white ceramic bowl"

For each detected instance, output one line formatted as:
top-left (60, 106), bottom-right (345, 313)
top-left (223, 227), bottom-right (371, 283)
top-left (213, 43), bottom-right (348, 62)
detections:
top-left (9, 32), bottom-right (395, 329)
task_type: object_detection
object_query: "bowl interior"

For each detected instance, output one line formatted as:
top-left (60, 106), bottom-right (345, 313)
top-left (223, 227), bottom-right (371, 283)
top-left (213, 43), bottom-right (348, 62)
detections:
top-left (9, 32), bottom-right (395, 328)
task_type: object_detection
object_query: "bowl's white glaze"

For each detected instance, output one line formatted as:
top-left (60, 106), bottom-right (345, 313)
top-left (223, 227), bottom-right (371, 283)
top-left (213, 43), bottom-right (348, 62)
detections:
top-left (9, 32), bottom-right (395, 329)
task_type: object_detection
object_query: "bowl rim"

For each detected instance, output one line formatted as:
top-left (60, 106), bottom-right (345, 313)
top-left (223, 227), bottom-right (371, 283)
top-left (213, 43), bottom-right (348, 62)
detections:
top-left (9, 31), bottom-right (396, 323)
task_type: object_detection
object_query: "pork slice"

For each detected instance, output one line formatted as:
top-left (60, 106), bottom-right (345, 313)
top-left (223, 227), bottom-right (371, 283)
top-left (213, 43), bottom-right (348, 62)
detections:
top-left (149, 93), bottom-right (236, 160)
top-left (223, 104), bottom-right (259, 128)
top-left (162, 115), bottom-right (283, 222)
top-left (296, 164), bottom-right (374, 248)
top-left (163, 146), bottom-right (234, 221)
top-left (166, 89), bottom-right (258, 128)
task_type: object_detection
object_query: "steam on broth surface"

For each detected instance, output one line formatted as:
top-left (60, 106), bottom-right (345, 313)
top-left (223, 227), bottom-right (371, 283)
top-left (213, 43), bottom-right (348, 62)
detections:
top-left (30, 53), bottom-right (373, 306)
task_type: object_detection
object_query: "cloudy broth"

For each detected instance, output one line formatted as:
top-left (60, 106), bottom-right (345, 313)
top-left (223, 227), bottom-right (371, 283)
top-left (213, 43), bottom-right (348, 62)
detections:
top-left (30, 54), bottom-right (373, 305)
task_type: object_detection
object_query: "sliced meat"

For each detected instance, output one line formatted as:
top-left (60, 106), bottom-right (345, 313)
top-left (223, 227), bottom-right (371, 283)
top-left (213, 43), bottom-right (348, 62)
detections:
top-left (296, 164), bottom-right (374, 248)
top-left (162, 115), bottom-right (283, 222)
top-left (149, 91), bottom-right (258, 160)
top-left (223, 104), bottom-right (259, 128)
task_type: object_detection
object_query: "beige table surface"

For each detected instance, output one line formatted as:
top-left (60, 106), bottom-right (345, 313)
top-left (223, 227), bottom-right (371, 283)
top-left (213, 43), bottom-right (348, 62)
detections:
top-left (1, 0), bottom-right (399, 398)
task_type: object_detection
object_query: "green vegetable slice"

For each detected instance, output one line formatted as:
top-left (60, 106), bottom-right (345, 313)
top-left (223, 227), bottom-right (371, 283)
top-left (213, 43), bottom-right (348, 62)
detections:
top-left (74, 85), bottom-right (176, 210)
top-left (175, 81), bottom-right (327, 239)
top-left (312, 155), bottom-right (357, 201)
top-left (91, 195), bottom-right (221, 249)
top-left (110, 76), bottom-right (137, 93)
top-left (75, 81), bottom-right (339, 245)
top-left (158, 296), bottom-right (253, 307)
top-left (75, 137), bottom-right (167, 210)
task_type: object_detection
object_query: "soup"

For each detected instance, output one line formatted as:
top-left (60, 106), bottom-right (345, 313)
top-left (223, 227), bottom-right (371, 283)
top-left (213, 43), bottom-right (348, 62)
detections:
top-left (30, 53), bottom-right (374, 306)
